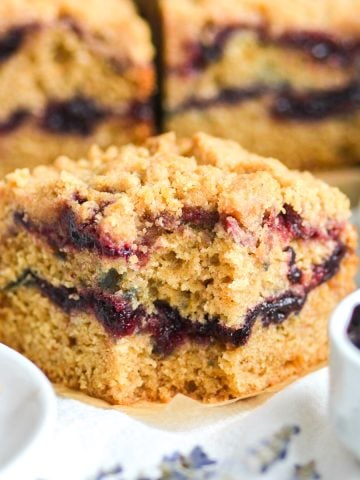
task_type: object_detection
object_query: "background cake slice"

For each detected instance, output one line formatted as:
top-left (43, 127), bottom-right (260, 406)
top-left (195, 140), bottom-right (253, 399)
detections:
top-left (151, 0), bottom-right (360, 169)
top-left (0, 132), bottom-right (357, 404)
top-left (0, 0), bottom-right (155, 176)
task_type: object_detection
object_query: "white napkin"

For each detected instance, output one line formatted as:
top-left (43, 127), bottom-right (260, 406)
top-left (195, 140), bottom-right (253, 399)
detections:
top-left (28, 368), bottom-right (360, 480)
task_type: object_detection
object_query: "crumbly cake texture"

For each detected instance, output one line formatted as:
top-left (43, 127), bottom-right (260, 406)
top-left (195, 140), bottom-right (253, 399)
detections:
top-left (0, 0), bottom-right (154, 176)
top-left (0, 132), bottom-right (357, 404)
top-left (152, 0), bottom-right (360, 169)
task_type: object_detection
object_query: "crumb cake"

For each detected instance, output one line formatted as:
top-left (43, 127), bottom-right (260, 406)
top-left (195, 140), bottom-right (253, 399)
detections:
top-left (0, 132), bottom-right (357, 404)
top-left (152, 0), bottom-right (360, 169)
top-left (0, 0), bottom-right (154, 176)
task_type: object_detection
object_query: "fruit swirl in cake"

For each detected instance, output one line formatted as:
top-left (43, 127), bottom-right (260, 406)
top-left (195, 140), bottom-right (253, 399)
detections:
top-left (8, 200), bottom-right (350, 356)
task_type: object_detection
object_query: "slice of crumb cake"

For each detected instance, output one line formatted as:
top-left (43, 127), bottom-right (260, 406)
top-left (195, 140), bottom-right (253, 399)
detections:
top-left (0, 132), bottom-right (357, 404)
top-left (0, 0), bottom-right (154, 176)
top-left (147, 0), bottom-right (360, 169)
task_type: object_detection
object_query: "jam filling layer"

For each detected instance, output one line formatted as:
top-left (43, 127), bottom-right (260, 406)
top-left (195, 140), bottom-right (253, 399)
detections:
top-left (174, 24), bottom-right (360, 76)
top-left (172, 81), bottom-right (360, 121)
top-left (14, 204), bottom-right (221, 261)
top-left (14, 202), bottom-right (338, 262)
top-left (0, 96), bottom-right (153, 137)
top-left (9, 201), bottom-right (348, 354)
top-left (4, 240), bottom-right (346, 356)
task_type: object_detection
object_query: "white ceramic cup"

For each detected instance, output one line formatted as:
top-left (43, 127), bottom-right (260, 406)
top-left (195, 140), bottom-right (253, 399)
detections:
top-left (329, 289), bottom-right (360, 461)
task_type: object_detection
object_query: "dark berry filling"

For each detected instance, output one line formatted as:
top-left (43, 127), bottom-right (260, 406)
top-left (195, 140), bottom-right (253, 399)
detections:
top-left (15, 202), bottom-right (343, 272)
top-left (0, 25), bottom-right (36, 63)
top-left (278, 31), bottom-right (360, 67)
top-left (0, 96), bottom-right (153, 136)
top-left (271, 83), bottom-right (360, 120)
top-left (14, 204), bottom-right (221, 260)
top-left (284, 246), bottom-right (303, 284)
top-left (310, 242), bottom-right (347, 288)
top-left (172, 86), bottom-right (265, 114)
top-left (91, 293), bottom-right (140, 337)
top-left (247, 291), bottom-right (306, 327)
top-left (127, 100), bottom-right (154, 123)
top-left (276, 204), bottom-right (307, 238)
top-left (171, 23), bottom-right (360, 121)
top-left (147, 301), bottom-right (193, 355)
top-left (173, 24), bottom-right (360, 75)
top-left (264, 204), bottom-right (319, 241)
top-left (41, 96), bottom-right (108, 136)
top-left (172, 81), bottom-right (360, 122)
top-left (0, 109), bottom-right (30, 134)
top-left (181, 207), bottom-right (220, 230)
top-left (14, 208), bottom-right (137, 260)
top-left (6, 271), bottom-right (307, 354)
top-left (11, 271), bottom-right (140, 337)
top-left (5, 239), bottom-right (346, 355)
top-left (177, 25), bottom-right (245, 75)
top-left (348, 305), bottom-right (360, 349)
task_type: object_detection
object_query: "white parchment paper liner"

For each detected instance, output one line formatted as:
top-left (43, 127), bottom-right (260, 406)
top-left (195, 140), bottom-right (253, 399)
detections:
top-left (53, 363), bottom-right (326, 431)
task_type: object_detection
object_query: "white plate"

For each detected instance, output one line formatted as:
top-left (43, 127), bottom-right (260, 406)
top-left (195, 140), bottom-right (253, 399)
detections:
top-left (0, 343), bottom-right (56, 480)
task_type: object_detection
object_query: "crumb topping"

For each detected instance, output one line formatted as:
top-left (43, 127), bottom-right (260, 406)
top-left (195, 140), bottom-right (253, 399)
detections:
top-left (2, 132), bottom-right (350, 245)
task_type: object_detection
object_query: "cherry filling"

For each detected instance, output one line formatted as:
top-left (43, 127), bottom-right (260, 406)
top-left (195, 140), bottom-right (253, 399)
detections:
top-left (6, 238), bottom-right (346, 355)
top-left (174, 24), bottom-right (360, 75)
top-left (348, 305), bottom-right (360, 349)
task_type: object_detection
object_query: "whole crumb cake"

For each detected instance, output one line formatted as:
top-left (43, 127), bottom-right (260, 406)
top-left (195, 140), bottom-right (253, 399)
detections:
top-left (0, 0), bottom-right (154, 176)
top-left (148, 0), bottom-right (360, 169)
top-left (0, 132), bottom-right (357, 404)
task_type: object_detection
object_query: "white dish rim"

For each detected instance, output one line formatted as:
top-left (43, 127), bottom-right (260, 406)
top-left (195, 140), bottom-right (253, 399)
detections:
top-left (329, 289), bottom-right (360, 368)
top-left (0, 343), bottom-right (56, 478)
